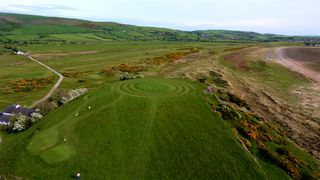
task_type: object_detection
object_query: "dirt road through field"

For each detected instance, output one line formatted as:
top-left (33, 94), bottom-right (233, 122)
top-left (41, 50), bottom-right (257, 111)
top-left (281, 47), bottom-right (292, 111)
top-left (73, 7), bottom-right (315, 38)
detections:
top-left (25, 55), bottom-right (64, 108)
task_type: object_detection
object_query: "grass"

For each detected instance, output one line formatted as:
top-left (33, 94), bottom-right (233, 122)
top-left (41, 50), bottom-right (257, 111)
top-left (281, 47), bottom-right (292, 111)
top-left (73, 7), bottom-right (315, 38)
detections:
top-left (220, 48), bottom-right (309, 102)
top-left (0, 78), bottom-right (268, 179)
top-left (2, 13), bottom-right (316, 42)
top-left (40, 144), bottom-right (75, 164)
top-left (0, 41), bottom-right (210, 110)
top-left (247, 60), bottom-right (308, 91)
top-left (0, 54), bottom-right (56, 109)
top-left (0, 37), bottom-right (318, 179)
top-left (10, 25), bottom-right (90, 35)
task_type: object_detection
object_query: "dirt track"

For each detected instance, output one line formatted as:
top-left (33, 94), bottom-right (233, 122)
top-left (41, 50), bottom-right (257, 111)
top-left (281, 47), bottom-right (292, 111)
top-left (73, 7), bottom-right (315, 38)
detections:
top-left (25, 55), bottom-right (64, 108)
top-left (276, 47), bottom-right (320, 83)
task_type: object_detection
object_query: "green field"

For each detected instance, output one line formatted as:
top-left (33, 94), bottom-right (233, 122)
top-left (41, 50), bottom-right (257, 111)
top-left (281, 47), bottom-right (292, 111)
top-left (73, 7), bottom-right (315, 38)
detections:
top-left (0, 13), bottom-right (319, 180)
top-left (1, 41), bottom-right (319, 179)
top-left (0, 78), bottom-right (270, 179)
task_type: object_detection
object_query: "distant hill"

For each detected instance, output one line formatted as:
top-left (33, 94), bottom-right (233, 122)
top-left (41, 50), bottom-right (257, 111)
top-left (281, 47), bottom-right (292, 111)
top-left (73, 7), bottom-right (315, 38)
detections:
top-left (0, 12), bottom-right (319, 43)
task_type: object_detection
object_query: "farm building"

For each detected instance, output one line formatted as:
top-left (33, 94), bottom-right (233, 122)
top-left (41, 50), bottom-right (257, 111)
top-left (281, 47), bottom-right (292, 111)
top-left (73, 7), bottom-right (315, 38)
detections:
top-left (0, 104), bottom-right (35, 126)
top-left (0, 113), bottom-right (12, 125)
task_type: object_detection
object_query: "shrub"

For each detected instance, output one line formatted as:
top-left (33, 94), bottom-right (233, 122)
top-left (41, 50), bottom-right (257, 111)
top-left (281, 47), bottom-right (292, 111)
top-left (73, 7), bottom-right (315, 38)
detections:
top-left (68, 88), bottom-right (88, 101)
top-left (62, 71), bottom-right (83, 78)
top-left (102, 64), bottom-right (144, 75)
top-left (120, 72), bottom-right (144, 81)
top-left (150, 48), bottom-right (201, 65)
top-left (227, 92), bottom-right (247, 107)
top-left (240, 137), bottom-right (252, 149)
top-left (8, 77), bottom-right (54, 92)
top-left (258, 147), bottom-right (278, 164)
top-left (30, 112), bottom-right (43, 123)
top-left (50, 89), bottom-right (69, 105)
top-left (101, 67), bottom-right (116, 75)
top-left (259, 146), bottom-right (302, 179)
top-left (11, 113), bottom-right (29, 131)
top-left (36, 101), bottom-right (57, 115)
top-left (216, 104), bottom-right (242, 120)
top-left (278, 158), bottom-right (301, 179)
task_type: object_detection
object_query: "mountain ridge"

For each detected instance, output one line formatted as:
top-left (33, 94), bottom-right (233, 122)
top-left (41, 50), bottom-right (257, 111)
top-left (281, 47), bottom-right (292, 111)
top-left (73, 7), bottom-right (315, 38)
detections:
top-left (0, 12), bottom-right (319, 42)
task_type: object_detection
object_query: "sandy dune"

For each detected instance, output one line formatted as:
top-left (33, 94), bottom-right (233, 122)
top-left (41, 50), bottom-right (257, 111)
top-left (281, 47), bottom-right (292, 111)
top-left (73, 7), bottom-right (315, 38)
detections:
top-left (276, 47), bottom-right (320, 83)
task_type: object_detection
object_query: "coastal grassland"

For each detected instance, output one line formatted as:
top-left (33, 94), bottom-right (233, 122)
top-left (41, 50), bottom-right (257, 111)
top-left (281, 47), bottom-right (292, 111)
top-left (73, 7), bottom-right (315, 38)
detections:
top-left (0, 42), bottom-right (206, 108)
top-left (0, 42), bottom-right (316, 179)
top-left (0, 78), bottom-right (267, 179)
top-left (220, 47), bottom-right (309, 103)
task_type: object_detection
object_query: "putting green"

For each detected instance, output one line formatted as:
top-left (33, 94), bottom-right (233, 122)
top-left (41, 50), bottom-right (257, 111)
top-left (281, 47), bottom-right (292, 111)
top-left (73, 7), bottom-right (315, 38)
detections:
top-left (40, 144), bottom-right (74, 164)
top-left (111, 78), bottom-right (192, 97)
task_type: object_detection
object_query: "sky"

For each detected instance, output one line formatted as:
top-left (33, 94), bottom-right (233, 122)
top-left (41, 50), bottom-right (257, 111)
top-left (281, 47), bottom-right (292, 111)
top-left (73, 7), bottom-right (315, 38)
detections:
top-left (1, 0), bottom-right (319, 35)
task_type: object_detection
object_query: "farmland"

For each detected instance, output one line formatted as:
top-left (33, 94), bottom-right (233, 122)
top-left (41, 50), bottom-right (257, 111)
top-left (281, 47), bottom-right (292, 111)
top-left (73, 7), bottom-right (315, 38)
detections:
top-left (0, 13), bottom-right (319, 179)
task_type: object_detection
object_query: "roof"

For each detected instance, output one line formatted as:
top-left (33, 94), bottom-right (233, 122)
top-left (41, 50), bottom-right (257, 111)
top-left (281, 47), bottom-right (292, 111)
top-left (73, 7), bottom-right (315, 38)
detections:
top-left (3, 104), bottom-right (35, 117)
top-left (0, 113), bottom-right (12, 125)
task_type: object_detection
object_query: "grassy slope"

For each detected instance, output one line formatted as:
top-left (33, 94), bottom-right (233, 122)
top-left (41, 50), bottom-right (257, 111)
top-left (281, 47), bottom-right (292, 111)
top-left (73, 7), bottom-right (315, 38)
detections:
top-left (0, 78), bottom-right (266, 179)
top-left (1, 12), bottom-right (319, 42)
top-left (219, 47), bottom-right (309, 103)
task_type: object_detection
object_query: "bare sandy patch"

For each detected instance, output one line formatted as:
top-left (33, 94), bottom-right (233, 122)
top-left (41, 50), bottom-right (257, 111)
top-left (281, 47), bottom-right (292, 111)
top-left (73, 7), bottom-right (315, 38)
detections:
top-left (276, 48), bottom-right (320, 83)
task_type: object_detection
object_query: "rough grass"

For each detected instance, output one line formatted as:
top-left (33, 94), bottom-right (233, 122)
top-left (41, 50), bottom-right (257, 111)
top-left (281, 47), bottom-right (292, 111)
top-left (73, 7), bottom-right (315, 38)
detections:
top-left (221, 48), bottom-right (309, 102)
top-left (0, 78), bottom-right (267, 179)
top-left (0, 54), bottom-right (56, 109)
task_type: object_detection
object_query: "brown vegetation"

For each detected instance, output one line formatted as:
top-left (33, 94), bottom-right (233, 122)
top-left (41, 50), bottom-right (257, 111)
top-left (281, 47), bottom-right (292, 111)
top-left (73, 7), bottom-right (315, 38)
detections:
top-left (101, 64), bottom-right (144, 75)
top-left (150, 47), bottom-right (201, 65)
top-left (202, 77), bottom-right (317, 179)
top-left (224, 52), bottom-right (249, 71)
top-left (62, 71), bottom-right (83, 78)
top-left (224, 46), bottom-right (250, 52)
top-left (258, 147), bottom-right (302, 179)
top-left (208, 50), bottom-right (217, 55)
top-left (8, 77), bottom-right (54, 92)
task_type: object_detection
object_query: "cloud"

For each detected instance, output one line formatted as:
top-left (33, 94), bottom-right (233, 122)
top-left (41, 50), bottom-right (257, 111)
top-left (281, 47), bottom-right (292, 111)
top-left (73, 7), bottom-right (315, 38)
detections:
top-left (13, 4), bottom-right (78, 12)
top-left (1, 3), bottom-right (81, 17)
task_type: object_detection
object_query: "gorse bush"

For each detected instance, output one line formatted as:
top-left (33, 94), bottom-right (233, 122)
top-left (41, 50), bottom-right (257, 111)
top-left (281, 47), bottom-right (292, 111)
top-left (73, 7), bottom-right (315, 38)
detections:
top-left (150, 47), bottom-right (201, 65)
top-left (8, 77), bottom-right (54, 92)
top-left (102, 64), bottom-right (144, 75)
top-left (62, 71), bottom-right (83, 78)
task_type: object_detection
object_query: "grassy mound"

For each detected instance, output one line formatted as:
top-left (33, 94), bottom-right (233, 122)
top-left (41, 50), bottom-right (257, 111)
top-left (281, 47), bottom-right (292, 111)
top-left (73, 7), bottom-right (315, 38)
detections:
top-left (0, 78), bottom-right (268, 179)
